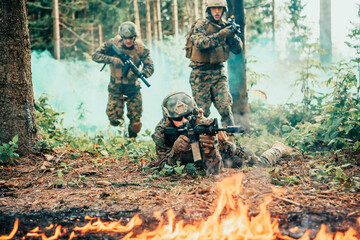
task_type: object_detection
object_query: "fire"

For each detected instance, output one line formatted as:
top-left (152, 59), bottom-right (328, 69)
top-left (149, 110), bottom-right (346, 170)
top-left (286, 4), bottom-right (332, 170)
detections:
top-left (0, 173), bottom-right (359, 240)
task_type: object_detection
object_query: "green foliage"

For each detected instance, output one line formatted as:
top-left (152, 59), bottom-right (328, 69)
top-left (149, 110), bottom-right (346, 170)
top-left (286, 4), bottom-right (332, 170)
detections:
top-left (244, 0), bottom-right (273, 44)
top-left (286, 0), bottom-right (309, 59)
top-left (0, 135), bottom-right (19, 165)
top-left (27, 0), bottom-right (132, 59)
top-left (291, 42), bottom-right (326, 111)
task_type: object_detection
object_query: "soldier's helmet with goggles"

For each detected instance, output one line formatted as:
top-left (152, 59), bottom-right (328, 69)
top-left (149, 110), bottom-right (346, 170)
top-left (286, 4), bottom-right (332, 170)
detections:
top-left (162, 91), bottom-right (197, 120)
top-left (119, 21), bottom-right (138, 38)
top-left (206, 0), bottom-right (228, 12)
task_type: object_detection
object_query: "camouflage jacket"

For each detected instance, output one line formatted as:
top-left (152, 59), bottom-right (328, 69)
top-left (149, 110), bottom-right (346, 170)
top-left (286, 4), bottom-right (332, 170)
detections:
top-left (92, 36), bottom-right (154, 85)
top-left (151, 116), bottom-right (222, 174)
top-left (189, 16), bottom-right (243, 68)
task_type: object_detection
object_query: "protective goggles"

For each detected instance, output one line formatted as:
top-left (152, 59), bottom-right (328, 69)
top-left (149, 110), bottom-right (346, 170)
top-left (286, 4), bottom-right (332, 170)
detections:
top-left (171, 113), bottom-right (191, 122)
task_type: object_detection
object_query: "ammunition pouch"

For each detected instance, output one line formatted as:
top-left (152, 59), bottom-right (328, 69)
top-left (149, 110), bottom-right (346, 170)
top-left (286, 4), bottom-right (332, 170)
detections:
top-left (119, 84), bottom-right (141, 97)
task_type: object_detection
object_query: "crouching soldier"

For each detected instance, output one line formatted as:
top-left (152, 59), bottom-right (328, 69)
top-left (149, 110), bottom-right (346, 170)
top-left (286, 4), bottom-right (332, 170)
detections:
top-left (92, 21), bottom-right (154, 138)
top-left (151, 91), bottom-right (296, 174)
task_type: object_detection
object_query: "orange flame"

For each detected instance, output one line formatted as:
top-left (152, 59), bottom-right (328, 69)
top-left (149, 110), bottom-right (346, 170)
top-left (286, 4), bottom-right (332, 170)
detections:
top-left (1, 173), bottom-right (360, 239)
top-left (0, 219), bottom-right (18, 240)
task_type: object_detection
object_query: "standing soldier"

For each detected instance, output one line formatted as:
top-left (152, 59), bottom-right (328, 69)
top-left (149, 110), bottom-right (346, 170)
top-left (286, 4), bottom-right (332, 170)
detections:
top-left (185, 0), bottom-right (242, 128)
top-left (92, 21), bottom-right (154, 138)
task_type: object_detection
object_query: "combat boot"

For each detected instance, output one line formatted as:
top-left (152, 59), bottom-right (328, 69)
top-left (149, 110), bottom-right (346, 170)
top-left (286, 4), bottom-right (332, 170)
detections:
top-left (110, 119), bottom-right (120, 126)
top-left (128, 121), bottom-right (142, 138)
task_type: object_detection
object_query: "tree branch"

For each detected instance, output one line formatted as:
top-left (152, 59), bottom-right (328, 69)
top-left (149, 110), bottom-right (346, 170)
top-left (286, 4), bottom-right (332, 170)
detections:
top-left (60, 22), bottom-right (91, 46)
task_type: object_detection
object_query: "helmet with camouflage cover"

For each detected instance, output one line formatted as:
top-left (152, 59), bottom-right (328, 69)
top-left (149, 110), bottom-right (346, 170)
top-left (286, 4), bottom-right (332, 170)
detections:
top-left (118, 21), bottom-right (138, 38)
top-left (206, 0), bottom-right (228, 12)
top-left (162, 91), bottom-right (197, 119)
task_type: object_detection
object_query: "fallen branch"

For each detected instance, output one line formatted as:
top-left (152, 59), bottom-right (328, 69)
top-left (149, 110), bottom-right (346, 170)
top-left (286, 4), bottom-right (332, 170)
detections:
top-left (273, 194), bottom-right (301, 206)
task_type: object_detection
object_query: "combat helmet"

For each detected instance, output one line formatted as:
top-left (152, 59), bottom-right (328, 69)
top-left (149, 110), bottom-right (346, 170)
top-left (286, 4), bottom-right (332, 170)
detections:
top-left (162, 91), bottom-right (197, 119)
top-left (118, 21), bottom-right (138, 38)
top-left (206, 0), bottom-right (228, 12)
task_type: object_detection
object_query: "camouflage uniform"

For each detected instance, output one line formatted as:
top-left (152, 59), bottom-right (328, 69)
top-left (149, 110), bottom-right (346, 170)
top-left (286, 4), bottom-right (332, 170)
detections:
top-left (188, 15), bottom-right (243, 127)
top-left (92, 22), bottom-right (154, 137)
top-left (152, 117), bottom-right (222, 174)
top-left (152, 112), bottom-right (286, 172)
top-left (219, 138), bottom-right (285, 168)
top-left (152, 91), bottom-right (288, 174)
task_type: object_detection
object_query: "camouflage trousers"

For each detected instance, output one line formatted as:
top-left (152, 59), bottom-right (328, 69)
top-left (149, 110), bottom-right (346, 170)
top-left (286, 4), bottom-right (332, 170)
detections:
top-left (189, 67), bottom-right (235, 127)
top-left (220, 142), bottom-right (283, 168)
top-left (106, 82), bottom-right (142, 125)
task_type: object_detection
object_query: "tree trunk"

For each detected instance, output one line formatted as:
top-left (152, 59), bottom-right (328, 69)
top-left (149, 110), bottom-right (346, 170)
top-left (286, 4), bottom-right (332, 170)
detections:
top-left (153, 2), bottom-right (159, 42)
top-left (133, 0), bottom-right (142, 39)
top-left (201, 0), bottom-right (206, 18)
top-left (98, 24), bottom-right (103, 47)
top-left (272, 0), bottom-right (276, 52)
top-left (0, 0), bottom-right (40, 154)
top-left (145, 0), bottom-right (152, 46)
top-left (52, 0), bottom-right (60, 60)
top-left (172, 0), bottom-right (179, 38)
top-left (156, 0), bottom-right (163, 41)
top-left (194, 0), bottom-right (199, 20)
top-left (90, 23), bottom-right (94, 54)
top-left (320, 0), bottom-right (332, 65)
top-left (226, 0), bottom-right (250, 131)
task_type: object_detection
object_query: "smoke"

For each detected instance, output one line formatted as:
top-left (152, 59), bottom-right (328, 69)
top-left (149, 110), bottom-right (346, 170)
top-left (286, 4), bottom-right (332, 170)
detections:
top-left (31, 0), bottom-right (359, 137)
top-left (31, 37), bottom-right (215, 137)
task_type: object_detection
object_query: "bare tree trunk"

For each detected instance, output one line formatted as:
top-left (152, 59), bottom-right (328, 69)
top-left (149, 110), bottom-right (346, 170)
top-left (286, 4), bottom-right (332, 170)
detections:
top-left (0, 0), bottom-right (40, 154)
top-left (272, 0), bottom-right (275, 52)
top-left (52, 0), bottom-right (60, 60)
top-left (145, 0), bottom-right (152, 46)
top-left (186, 1), bottom-right (192, 27)
top-left (153, 2), bottom-right (159, 42)
top-left (133, 0), bottom-right (142, 39)
top-left (320, 0), bottom-right (332, 65)
top-left (201, 0), bottom-right (206, 18)
top-left (156, 0), bottom-right (163, 41)
top-left (98, 24), bottom-right (103, 47)
top-left (226, 0), bottom-right (249, 131)
top-left (172, 0), bottom-right (179, 38)
top-left (194, 0), bottom-right (199, 20)
top-left (90, 23), bottom-right (94, 53)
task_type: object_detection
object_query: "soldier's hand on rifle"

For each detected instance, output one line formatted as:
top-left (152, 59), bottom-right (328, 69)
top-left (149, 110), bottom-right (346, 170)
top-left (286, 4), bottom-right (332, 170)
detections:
top-left (172, 135), bottom-right (191, 153)
top-left (217, 131), bottom-right (228, 142)
top-left (126, 69), bottom-right (136, 79)
top-left (198, 118), bottom-right (214, 126)
top-left (219, 26), bottom-right (235, 39)
top-left (199, 134), bottom-right (215, 149)
top-left (110, 57), bottom-right (124, 68)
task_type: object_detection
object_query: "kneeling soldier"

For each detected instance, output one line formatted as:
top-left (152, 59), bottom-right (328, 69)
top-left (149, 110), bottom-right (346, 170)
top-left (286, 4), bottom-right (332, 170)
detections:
top-left (152, 91), bottom-right (296, 174)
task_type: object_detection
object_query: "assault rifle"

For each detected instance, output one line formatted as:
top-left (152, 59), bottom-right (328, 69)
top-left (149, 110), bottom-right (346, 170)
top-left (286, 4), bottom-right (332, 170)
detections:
top-left (164, 117), bottom-right (244, 162)
top-left (226, 15), bottom-right (241, 37)
top-left (100, 44), bottom-right (151, 87)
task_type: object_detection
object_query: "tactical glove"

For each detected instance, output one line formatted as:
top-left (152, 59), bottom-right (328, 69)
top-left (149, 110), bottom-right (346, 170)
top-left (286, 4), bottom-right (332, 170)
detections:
top-left (110, 57), bottom-right (124, 68)
top-left (172, 135), bottom-right (191, 153)
top-left (126, 69), bottom-right (136, 79)
top-left (198, 118), bottom-right (214, 126)
top-left (199, 134), bottom-right (215, 149)
top-left (218, 26), bottom-right (235, 39)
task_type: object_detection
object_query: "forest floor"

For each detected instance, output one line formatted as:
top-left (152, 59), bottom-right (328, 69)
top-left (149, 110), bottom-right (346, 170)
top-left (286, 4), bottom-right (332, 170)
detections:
top-left (0, 147), bottom-right (360, 239)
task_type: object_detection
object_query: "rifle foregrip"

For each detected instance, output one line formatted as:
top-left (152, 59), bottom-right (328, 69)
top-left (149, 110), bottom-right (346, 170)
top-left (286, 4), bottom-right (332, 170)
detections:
top-left (224, 126), bottom-right (245, 133)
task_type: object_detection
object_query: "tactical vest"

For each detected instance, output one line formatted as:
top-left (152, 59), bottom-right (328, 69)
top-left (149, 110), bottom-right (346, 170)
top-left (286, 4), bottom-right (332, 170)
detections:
top-left (190, 19), bottom-right (230, 64)
top-left (110, 35), bottom-right (145, 84)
